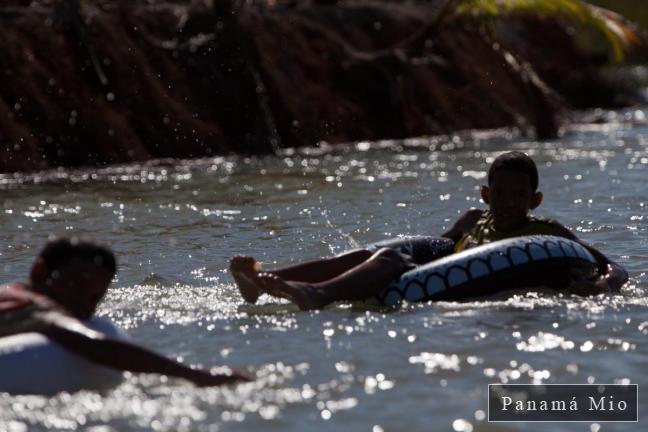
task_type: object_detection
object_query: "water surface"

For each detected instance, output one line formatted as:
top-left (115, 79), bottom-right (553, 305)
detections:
top-left (1, 107), bottom-right (647, 431)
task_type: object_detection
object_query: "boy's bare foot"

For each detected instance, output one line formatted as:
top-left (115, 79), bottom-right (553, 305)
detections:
top-left (255, 273), bottom-right (327, 310)
top-left (230, 256), bottom-right (263, 303)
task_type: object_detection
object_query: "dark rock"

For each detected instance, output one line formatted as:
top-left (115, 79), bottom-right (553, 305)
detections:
top-left (0, 0), bottom-right (642, 172)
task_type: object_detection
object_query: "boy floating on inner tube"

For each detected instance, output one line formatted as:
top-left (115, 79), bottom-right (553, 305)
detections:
top-left (0, 236), bottom-right (250, 388)
top-left (230, 151), bottom-right (628, 310)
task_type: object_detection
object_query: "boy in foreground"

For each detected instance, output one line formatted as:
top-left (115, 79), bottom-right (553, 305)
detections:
top-left (1, 236), bottom-right (249, 387)
top-left (230, 152), bottom-right (628, 309)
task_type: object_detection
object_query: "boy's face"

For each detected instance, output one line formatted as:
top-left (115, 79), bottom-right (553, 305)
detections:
top-left (31, 257), bottom-right (113, 320)
top-left (481, 170), bottom-right (542, 232)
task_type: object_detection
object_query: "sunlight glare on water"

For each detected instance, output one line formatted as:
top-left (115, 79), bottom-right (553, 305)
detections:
top-left (1, 107), bottom-right (648, 431)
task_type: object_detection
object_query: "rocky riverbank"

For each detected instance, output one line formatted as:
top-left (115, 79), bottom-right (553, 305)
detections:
top-left (0, 0), bottom-right (645, 172)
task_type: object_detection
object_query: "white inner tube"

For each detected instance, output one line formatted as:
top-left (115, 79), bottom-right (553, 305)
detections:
top-left (377, 235), bottom-right (598, 305)
top-left (0, 316), bottom-right (128, 395)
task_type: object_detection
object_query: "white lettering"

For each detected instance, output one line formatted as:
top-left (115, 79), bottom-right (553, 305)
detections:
top-left (590, 396), bottom-right (604, 411)
top-left (570, 397), bottom-right (578, 411)
top-left (550, 400), bottom-right (566, 411)
top-left (589, 396), bottom-right (625, 411)
top-left (501, 396), bottom-right (512, 410)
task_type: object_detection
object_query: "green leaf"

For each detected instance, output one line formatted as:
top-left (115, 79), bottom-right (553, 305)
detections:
top-left (448, 0), bottom-right (642, 62)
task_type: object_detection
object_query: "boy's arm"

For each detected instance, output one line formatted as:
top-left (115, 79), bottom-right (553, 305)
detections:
top-left (441, 209), bottom-right (484, 243)
top-left (35, 310), bottom-right (250, 386)
top-left (550, 222), bottom-right (628, 294)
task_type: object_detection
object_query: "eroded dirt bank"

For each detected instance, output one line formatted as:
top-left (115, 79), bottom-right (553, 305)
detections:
top-left (0, 0), bottom-right (643, 172)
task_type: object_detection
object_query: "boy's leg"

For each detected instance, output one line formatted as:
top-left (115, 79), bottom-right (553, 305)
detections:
top-left (254, 248), bottom-right (408, 310)
top-left (231, 249), bottom-right (373, 304)
top-left (270, 249), bottom-right (373, 282)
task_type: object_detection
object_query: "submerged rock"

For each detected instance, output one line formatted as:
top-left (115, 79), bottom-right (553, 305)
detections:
top-left (0, 0), bottom-right (644, 172)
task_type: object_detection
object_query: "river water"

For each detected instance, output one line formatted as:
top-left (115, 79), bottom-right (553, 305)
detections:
top-left (1, 106), bottom-right (647, 431)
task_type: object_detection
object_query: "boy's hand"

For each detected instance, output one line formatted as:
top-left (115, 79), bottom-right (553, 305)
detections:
top-left (567, 277), bottom-right (610, 296)
top-left (569, 263), bottom-right (628, 296)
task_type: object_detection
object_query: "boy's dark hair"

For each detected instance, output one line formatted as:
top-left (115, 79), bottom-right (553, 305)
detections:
top-left (38, 236), bottom-right (117, 277)
top-left (488, 151), bottom-right (539, 191)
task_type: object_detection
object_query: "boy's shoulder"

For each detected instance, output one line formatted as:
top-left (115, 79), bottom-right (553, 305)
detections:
top-left (526, 215), bottom-right (578, 241)
top-left (441, 208), bottom-right (485, 243)
top-left (457, 208), bottom-right (486, 231)
top-left (461, 208), bottom-right (486, 222)
top-left (0, 283), bottom-right (35, 311)
top-left (541, 218), bottom-right (578, 240)
top-left (529, 214), bottom-right (557, 227)
top-left (1, 282), bottom-right (56, 310)
top-left (0, 283), bottom-right (57, 338)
